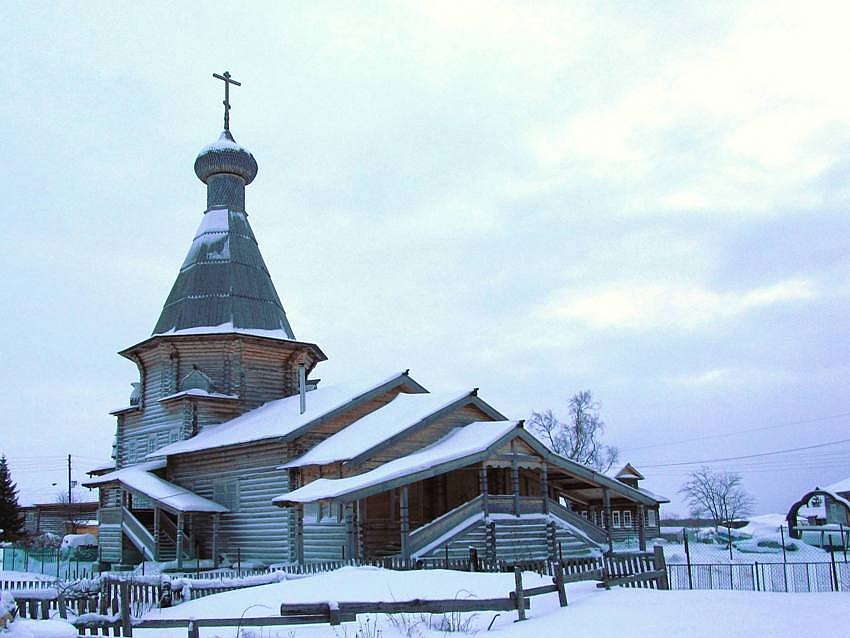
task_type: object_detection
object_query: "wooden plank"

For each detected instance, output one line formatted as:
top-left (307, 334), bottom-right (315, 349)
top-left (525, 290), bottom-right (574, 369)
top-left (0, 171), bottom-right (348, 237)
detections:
top-left (596, 569), bottom-right (666, 588)
top-left (562, 568), bottom-right (603, 583)
top-left (522, 584), bottom-right (559, 597)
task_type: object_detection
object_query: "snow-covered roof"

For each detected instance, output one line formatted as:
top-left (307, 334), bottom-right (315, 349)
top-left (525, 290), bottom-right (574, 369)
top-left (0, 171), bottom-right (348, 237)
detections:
top-left (152, 322), bottom-right (297, 343)
top-left (149, 371), bottom-right (425, 457)
top-left (614, 463), bottom-right (645, 480)
top-left (274, 420), bottom-right (519, 504)
top-left (824, 477), bottom-right (850, 495)
top-left (283, 390), bottom-right (477, 468)
top-left (86, 460), bottom-right (116, 475)
top-left (84, 461), bottom-right (226, 513)
top-left (159, 389), bottom-right (240, 402)
top-left (636, 486), bottom-right (670, 503)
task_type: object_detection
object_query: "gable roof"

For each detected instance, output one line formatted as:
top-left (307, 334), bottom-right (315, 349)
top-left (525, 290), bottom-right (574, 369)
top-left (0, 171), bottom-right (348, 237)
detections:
top-left (148, 370), bottom-right (427, 457)
top-left (283, 389), bottom-right (505, 469)
top-left (614, 463), bottom-right (645, 481)
top-left (274, 421), bottom-right (663, 507)
top-left (274, 420), bottom-right (521, 505)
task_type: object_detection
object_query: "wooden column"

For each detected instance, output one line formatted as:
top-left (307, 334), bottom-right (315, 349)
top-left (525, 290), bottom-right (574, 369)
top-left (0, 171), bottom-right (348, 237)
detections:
top-left (295, 505), bottom-right (305, 564)
top-left (602, 488), bottom-right (613, 553)
top-left (511, 441), bottom-right (520, 517)
top-left (344, 503), bottom-right (355, 561)
top-left (176, 512), bottom-right (185, 569)
top-left (400, 486), bottom-right (410, 561)
top-left (153, 507), bottom-right (161, 562)
top-left (479, 465), bottom-right (489, 515)
top-left (638, 504), bottom-right (647, 551)
top-left (355, 500), bottom-right (364, 561)
top-left (211, 513), bottom-right (220, 567)
top-left (540, 464), bottom-right (549, 514)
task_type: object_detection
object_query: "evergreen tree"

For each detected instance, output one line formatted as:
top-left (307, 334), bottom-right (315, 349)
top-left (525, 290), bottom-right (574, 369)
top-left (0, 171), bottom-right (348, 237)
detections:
top-left (0, 455), bottom-right (24, 541)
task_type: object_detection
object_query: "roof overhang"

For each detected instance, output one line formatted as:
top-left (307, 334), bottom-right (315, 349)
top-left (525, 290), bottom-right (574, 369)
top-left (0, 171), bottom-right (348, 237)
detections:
top-left (118, 331), bottom-right (327, 366)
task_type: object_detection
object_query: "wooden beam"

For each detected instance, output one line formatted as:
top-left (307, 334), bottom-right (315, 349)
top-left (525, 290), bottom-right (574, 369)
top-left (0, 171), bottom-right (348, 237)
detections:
top-left (638, 505), bottom-right (646, 551)
top-left (479, 465), bottom-right (489, 515)
top-left (211, 513), bottom-right (220, 567)
top-left (541, 464), bottom-right (549, 514)
top-left (510, 441), bottom-right (520, 516)
top-left (602, 488), bottom-right (613, 553)
top-left (153, 507), bottom-right (161, 562)
top-left (176, 512), bottom-right (184, 570)
top-left (400, 486), bottom-right (410, 561)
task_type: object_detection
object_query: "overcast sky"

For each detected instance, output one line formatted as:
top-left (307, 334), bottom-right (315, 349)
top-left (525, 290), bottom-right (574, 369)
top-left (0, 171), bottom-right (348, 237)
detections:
top-left (3, 1), bottom-right (850, 516)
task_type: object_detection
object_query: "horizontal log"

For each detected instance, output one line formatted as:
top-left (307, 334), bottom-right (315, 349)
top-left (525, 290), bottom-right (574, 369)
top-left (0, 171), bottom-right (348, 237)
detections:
top-left (597, 569), bottom-right (665, 588)
top-left (136, 615), bottom-right (356, 629)
top-left (281, 597), bottom-right (529, 617)
top-left (522, 585), bottom-right (559, 597)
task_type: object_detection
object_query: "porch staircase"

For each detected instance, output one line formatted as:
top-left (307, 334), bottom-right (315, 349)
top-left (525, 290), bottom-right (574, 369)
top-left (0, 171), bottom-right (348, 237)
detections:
top-left (121, 508), bottom-right (191, 562)
top-left (410, 497), bottom-right (606, 561)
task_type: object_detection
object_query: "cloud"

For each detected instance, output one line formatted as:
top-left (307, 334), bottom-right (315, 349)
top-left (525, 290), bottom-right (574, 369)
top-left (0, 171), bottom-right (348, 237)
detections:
top-left (524, 1), bottom-right (850, 215)
top-left (537, 277), bottom-right (816, 331)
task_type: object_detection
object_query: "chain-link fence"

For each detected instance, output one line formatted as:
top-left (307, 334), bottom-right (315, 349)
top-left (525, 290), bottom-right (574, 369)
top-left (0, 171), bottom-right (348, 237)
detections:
top-left (662, 527), bottom-right (850, 592)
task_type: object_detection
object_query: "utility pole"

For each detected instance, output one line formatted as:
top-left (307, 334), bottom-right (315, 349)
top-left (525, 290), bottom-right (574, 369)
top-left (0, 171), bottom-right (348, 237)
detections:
top-left (67, 454), bottom-right (72, 533)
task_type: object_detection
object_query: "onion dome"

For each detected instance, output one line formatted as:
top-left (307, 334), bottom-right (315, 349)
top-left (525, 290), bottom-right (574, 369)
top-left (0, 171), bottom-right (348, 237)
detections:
top-left (194, 130), bottom-right (258, 185)
top-left (193, 130), bottom-right (258, 212)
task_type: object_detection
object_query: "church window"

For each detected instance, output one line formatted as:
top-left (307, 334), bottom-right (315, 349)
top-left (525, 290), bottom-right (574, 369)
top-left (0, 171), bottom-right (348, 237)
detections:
top-left (623, 510), bottom-right (632, 529)
top-left (213, 479), bottom-right (240, 511)
top-left (612, 511), bottom-right (621, 528)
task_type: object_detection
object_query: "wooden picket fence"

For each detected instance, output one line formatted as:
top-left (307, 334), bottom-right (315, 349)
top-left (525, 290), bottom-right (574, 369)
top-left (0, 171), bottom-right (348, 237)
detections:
top-left (7, 548), bottom-right (668, 636)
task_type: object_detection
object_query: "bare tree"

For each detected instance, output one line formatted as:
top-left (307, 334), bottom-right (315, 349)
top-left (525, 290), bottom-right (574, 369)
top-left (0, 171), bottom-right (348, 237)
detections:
top-left (679, 466), bottom-right (755, 531)
top-left (528, 390), bottom-right (619, 472)
top-left (55, 490), bottom-right (87, 534)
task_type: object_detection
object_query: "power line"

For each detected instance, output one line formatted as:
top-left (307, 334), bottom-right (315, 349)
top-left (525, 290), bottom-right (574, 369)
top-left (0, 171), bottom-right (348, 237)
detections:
top-left (639, 435), bottom-right (850, 468)
top-left (621, 411), bottom-right (850, 453)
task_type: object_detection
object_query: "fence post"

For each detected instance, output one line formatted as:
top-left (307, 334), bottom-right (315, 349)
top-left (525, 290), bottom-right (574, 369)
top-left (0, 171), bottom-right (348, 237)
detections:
top-left (831, 549), bottom-right (839, 592)
top-left (513, 566), bottom-right (526, 621)
top-left (120, 580), bottom-right (132, 637)
top-left (653, 546), bottom-right (669, 590)
top-left (553, 561), bottom-right (568, 606)
top-left (683, 530), bottom-right (693, 590)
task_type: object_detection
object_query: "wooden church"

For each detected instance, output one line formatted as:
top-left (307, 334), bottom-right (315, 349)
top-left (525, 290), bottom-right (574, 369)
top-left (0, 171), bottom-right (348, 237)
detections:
top-left (86, 74), bottom-right (666, 569)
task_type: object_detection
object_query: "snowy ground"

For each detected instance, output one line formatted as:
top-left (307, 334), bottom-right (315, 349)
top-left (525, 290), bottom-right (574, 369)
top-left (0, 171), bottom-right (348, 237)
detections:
top-left (132, 567), bottom-right (850, 638)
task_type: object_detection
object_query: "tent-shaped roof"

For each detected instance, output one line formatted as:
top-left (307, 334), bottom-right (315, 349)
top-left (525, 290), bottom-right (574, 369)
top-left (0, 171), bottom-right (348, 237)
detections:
top-left (149, 371), bottom-right (427, 457)
top-left (152, 208), bottom-right (296, 339)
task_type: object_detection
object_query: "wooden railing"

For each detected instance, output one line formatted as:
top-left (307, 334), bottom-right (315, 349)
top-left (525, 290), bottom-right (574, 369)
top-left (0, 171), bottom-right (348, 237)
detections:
top-left (546, 498), bottom-right (609, 545)
top-left (121, 508), bottom-right (156, 561)
top-left (408, 495), bottom-right (484, 555)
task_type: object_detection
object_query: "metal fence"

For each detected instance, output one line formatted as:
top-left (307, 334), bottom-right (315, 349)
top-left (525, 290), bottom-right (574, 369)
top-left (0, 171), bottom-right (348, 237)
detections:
top-left (667, 560), bottom-right (849, 592)
top-left (663, 527), bottom-right (850, 592)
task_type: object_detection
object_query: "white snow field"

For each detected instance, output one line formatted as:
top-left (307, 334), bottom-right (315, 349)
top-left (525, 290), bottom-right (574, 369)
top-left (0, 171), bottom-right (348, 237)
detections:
top-left (132, 567), bottom-right (849, 638)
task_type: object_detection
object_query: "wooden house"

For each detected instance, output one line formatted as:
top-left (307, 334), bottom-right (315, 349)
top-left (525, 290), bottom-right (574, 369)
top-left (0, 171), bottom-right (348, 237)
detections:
top-left (787, 479), bottom-right (850, 549)
top-left (85, 103), bottom-right (666, 569)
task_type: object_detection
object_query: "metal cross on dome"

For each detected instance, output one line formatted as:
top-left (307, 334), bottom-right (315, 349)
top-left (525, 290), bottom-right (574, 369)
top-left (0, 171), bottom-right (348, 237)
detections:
top-left (213, 71), bottom-right (241, 132)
